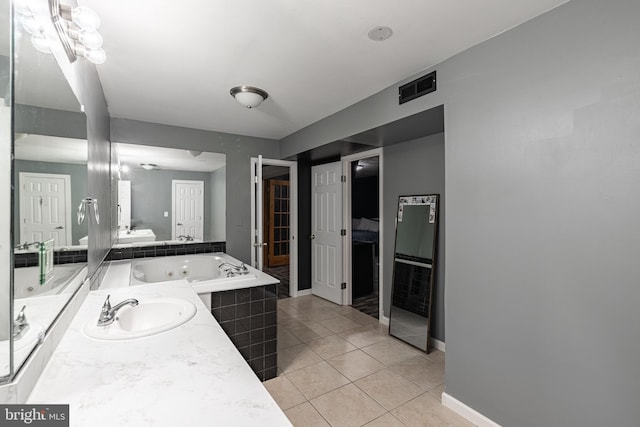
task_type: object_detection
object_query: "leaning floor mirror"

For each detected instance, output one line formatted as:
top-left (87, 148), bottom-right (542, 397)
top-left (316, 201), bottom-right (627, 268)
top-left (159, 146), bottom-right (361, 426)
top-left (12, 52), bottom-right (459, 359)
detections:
top-left (389, 195), bottom-right (439, 353)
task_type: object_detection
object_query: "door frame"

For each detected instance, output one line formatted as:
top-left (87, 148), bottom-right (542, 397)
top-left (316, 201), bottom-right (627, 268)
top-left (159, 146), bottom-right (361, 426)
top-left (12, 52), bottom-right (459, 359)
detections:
top-left (171, 179), bottom-right (204, 240)
top-left (19, 172), bottom-right (73, 246)
top-left (250, 157), bottom-right (299, 298)
top-left (341, 148), bottom-right (384, 321)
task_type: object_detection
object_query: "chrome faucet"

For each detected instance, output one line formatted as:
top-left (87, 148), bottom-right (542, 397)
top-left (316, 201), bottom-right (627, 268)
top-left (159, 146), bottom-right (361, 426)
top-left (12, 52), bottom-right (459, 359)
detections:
top-left (177, 235), bottom-right (194, 242)
top-left (13, 305), bottom-right (30, 340)
top-left (97, 295), bottom-right (139, 326)
top-left (218, 261), bottom-right (249, 277)
top-left (15, 242), bottom-right (41, 250)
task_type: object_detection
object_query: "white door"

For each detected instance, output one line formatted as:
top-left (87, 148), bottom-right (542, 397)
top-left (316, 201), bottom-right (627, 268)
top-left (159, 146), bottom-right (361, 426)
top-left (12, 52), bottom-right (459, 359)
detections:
top-left (117, 180), bottom-right (131, 230)
top-left (172, 180), bottom-right (204, 240)
top-left (19, 172), bottom-right (72, 246)
top-left (250, 156), bottom-right (265, 269)
top-left (311, 162), bottom-right (343, 304)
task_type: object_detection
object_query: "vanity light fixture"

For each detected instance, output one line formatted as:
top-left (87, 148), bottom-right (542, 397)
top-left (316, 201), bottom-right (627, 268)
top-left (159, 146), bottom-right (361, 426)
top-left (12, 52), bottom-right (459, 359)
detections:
top-left (140, 163), bottom-right (157, 171)
top-left (47, 0), bottom-right (107, 64)
top-left (15, 1), bottom-right (53, 53)
top-left (230, 86), bottom-right (269, 109)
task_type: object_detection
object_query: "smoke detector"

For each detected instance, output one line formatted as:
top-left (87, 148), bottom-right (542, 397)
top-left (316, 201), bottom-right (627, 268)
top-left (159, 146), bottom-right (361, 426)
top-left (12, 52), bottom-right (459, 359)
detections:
top-left (368, 26), bottom-right (393, 41)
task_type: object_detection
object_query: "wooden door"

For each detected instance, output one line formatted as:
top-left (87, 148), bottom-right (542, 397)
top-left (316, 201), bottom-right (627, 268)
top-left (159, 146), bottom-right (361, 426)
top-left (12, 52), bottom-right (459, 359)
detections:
top-left (264, 179), bottom-right (290, 267)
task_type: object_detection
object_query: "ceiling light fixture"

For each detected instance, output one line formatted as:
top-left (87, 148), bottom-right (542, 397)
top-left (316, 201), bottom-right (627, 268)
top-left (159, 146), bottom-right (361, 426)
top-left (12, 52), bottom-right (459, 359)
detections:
top-left (230, 86), bottom-right (269, 109)
top-left (140, 163), bottom-right (157, 170)
top-left (187, 150), bottom-right (203, 158)
top-left (368, 26), bottom-right (393, 41)
top-left (47, 0), bottom-right (107, 64)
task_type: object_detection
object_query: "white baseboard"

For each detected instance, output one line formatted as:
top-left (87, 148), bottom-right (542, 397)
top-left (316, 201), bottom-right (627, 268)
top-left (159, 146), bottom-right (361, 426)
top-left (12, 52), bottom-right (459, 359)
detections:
top-left (442, 392), bottom-right (501, 427)
top-left (296, 289), bottom-right (312, 296)
top-left (379, 315), bottom-right (390, 325)
top-left (429, 337), bottom-right (445, 352)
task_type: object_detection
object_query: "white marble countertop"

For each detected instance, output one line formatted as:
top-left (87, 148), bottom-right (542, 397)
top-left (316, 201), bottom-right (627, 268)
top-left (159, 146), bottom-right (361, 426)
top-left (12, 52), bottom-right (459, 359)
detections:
top-left (27, 281), bottom-right (291, 427)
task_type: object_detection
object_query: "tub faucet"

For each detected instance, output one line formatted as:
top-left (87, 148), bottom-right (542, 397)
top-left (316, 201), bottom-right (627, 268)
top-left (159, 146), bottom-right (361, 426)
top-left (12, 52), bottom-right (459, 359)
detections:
top-left (218, 261), bottom-right (249, 276)
top-left (97, 295), bottom-right (139, 326)
top-left (13, 305), bottom-right (30, 340)
top-left (177, 235), bottom-right (194, 242)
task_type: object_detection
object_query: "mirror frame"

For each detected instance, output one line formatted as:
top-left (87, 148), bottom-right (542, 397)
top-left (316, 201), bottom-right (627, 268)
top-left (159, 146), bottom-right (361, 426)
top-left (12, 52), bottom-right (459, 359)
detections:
top-left (388, 194), bottom-right (439, 353)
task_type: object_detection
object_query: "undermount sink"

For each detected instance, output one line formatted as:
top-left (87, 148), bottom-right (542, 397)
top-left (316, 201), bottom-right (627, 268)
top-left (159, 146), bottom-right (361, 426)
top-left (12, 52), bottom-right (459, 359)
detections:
top-left (83, 298), bottom-right (197, 341)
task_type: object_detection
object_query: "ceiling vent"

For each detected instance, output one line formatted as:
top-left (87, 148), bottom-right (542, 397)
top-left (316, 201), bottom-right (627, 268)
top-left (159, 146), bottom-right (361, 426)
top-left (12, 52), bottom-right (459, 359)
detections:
top-left (398, 71), bottom-right (436, 105)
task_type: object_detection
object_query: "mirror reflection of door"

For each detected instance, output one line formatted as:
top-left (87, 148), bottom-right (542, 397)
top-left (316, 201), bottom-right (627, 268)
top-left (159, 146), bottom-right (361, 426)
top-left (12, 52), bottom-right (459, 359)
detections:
top-left (172, 180), bottom-right (204, 240)
top-left (18, 172), bottom-right (72, 246)
top-left (389, 195), bottom-right (439, 353)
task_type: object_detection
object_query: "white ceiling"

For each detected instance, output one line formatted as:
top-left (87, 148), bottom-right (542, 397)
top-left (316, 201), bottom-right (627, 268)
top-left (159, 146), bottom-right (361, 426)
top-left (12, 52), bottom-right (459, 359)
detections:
top-left (114, 143), bottom-right (226, 172)
top-left (15, 134), bottom-right (87, 164)
top-left (82, 0), bottom-right (568, 140)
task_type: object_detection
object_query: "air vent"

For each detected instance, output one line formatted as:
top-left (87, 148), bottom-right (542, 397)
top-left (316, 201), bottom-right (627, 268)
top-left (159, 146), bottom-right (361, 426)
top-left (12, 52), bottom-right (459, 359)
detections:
top-left (399, 71), bottom-right (436, 105)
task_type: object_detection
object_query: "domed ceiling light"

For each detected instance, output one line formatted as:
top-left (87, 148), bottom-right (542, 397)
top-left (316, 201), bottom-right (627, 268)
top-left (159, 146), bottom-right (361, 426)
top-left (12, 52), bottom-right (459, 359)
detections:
top-left (230, 86), bottom-right (269, 109)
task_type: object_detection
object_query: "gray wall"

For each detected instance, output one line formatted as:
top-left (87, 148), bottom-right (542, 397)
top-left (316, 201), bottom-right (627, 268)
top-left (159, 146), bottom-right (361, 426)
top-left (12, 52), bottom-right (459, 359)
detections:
top-left (280, 0), bottom-right (640, 425)
top-left (384, 134), bottom-right (445, 342)
top-left (14, 160), bottom-right (88, 245)
top-left (125, 168), bottom-right (222, 241)
top-left (209, 166), bottom-right (226, 241)
top-left (111, 119), bottom-right (279, 263)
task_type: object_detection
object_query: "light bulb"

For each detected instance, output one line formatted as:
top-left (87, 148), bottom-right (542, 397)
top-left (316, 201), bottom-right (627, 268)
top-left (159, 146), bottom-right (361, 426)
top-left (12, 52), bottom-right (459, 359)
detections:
top-left (71, 6), bottom-right (101, 30)
top-left (31, 34), bottom-right (51, 54)
top-left (14, 0), bottom-right (33, 16)
top-left (78, 29), bottom-right (103, 49)
top-left (20, 14), bottom-right (40, 35)
top-left (83, 48), bottom-right (106, 65)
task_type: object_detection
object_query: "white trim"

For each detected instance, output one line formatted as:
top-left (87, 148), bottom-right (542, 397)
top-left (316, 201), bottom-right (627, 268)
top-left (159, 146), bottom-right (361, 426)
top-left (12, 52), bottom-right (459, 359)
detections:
top-left (429, 337), bottom-right (446, 352)
top-left (250, 157), bottom-right (299, 298)
top-left (379, 315), bottom-right (390, 326)
top-left (18, 172), bottom-right (73, 246)
top-left (341, 148), bottom-right (384, 321)
top-left (296, 289), bottom-right (312, 297)
top-left (442, 392), bottom-right (502, 427)
top-left (171, 180), bottom-right (204, 240)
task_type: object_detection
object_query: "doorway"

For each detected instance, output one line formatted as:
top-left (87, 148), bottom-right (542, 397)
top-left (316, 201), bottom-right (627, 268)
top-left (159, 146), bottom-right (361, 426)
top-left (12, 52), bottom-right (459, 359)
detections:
top-left (250, 157), bottom-right (298, 299)
top-left (171, 180), bottom-right (204, 240)
top-left (262, 166), bottom-right (291, 299)
top-left (343, 148), bottom-right (383, 320)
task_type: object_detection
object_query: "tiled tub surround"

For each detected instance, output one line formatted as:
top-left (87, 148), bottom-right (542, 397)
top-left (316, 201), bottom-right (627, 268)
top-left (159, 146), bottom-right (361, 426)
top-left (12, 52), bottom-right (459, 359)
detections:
top-left (14, 248), bottom-right (88, 268)
top-left (107, 241), bottom-right (226, 261)
top-left (211, 285), bottom-right (278, 381)
top-left (27, 281), bottom-right (291, 427)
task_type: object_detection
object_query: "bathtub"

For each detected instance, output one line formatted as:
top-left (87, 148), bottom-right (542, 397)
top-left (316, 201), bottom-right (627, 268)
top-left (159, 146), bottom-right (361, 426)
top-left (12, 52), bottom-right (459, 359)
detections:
top-left (14, 263), bottom-right (86, 299)
top-left (130, 254), bottom-right (258, 289)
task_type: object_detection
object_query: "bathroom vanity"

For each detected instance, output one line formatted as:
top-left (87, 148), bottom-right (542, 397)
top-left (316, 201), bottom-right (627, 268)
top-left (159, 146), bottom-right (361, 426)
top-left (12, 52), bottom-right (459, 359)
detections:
top-left (27, 266), bottom-right (289, 426)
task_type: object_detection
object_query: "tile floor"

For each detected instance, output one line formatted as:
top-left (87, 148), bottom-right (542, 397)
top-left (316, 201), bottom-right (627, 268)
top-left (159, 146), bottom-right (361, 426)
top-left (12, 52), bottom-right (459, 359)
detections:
top-left (264, 295), bottom-right (473, 427)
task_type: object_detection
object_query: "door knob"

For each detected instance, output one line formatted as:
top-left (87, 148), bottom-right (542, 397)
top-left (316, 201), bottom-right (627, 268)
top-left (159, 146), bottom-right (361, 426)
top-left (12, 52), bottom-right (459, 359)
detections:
top-left (55, 226), bottom-right (64, 229)
top-left (309, 234), bottom-right (316, 240)
top-left (253, 243), bottom-right (267, 247)
top-left (177, 223), bottom-right (183, 226)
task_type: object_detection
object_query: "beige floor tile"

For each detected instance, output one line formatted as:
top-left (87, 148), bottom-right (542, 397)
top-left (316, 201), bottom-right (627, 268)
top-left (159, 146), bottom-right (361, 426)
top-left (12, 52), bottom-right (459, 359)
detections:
top-left (355, 369), bottom-right (423, 410)
top-left (305, 307), bottom-right (342, 322)
top-left (320, 315), bottom-right (363, 333)
top-left (310, 384), bottom-right (386, 427)
top-left (307, 335), bottom-right (357, 360)
top-left (428, 383), bottom-right (445, 401)
top-left (390, 355), bottom-right (444, 391)
top-left (364, 412), bottom-right (406, 427)
top-left (391, 392), bottom-right (474, 427)
top-left (327, 349), bottom-right (385, 381)
top-left (339, 325), bottom-right (389, 348)
top-left (344, 310), bottom-right (380, 326)
top-left (426, 349), bottom-right (446, 366)
top-left (362, 338), bottom-right (422, 366)
top-left (331, 305), bottom-right (362, 316)
top-left (278, 328), bottom-right (303, 349)
top-left (285, 402), bottom-right (330, 427)
top-left (263, 375), bottom-right (307, 410)
top-left (287, 361), bottom-right (350, 399)
top-left (289, 322), bottom-right (334, 342)
top-left (278, 343), bottom-right (323, 373)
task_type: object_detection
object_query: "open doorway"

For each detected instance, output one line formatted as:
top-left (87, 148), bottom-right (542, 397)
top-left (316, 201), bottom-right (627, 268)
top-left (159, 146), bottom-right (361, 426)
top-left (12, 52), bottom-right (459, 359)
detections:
top-left (348, 156), bottom-right (380, 318)
top-left (262, 165), bottom-right (291, 299)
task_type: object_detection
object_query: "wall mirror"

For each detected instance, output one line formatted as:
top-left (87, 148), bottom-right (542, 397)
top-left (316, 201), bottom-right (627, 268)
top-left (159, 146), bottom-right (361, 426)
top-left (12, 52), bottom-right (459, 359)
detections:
top-left (113, 143), bottom-right (226, 246)
top-left (3, 7), bottom-right (88, 381)
top-left (389, 195), bottom-right (439, 353)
